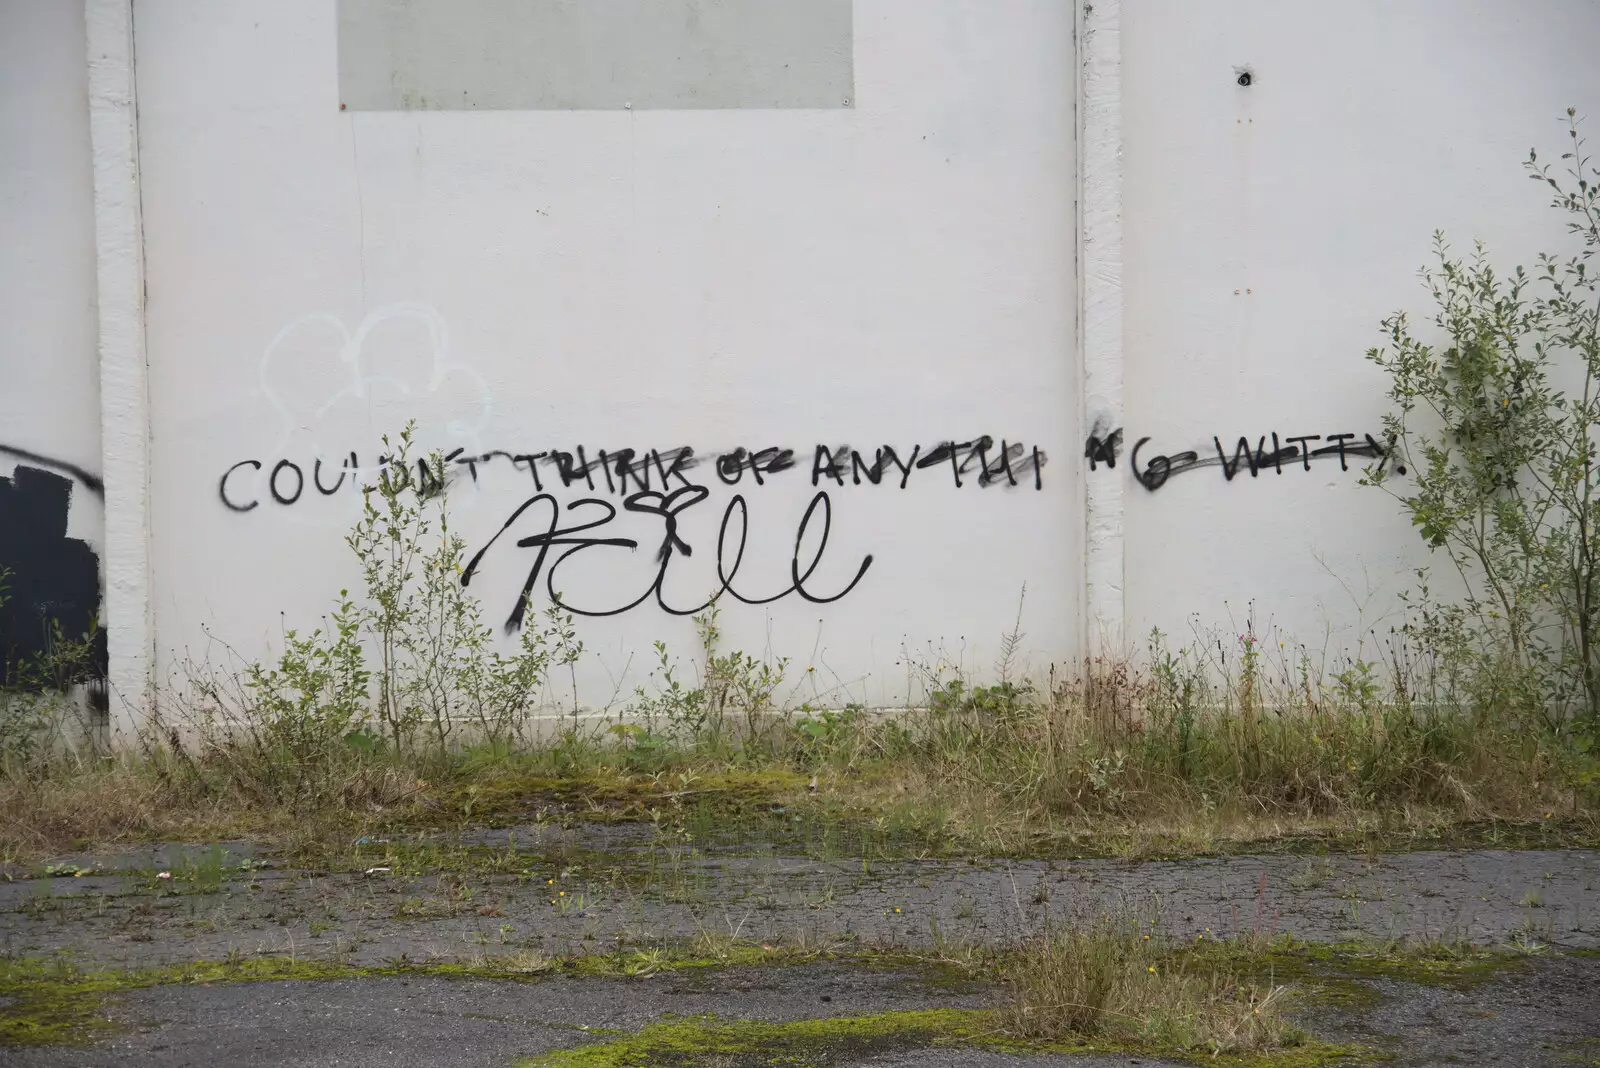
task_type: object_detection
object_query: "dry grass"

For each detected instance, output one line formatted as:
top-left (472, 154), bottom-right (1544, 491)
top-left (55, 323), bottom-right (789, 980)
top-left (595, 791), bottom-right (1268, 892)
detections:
top-left (0, 760), bottom-right (210, 860)
top-left (783, 634), bottom-right (1599, 855)
top-left (0, 750), bottom-right (429, 863)
top-left (1, 633), bottom-right (1595, 864)
top-left (996, 917), bottom-right (1300, 1054)
top-left (465, 948), bottom-right (557, 976)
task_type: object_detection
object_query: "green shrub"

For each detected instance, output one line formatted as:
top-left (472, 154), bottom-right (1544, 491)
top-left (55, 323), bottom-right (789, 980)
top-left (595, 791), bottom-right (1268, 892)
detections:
top-left (1368, 109), bottom-right (1600, 744)
top-left (172, 422), bottom-right (580, 807)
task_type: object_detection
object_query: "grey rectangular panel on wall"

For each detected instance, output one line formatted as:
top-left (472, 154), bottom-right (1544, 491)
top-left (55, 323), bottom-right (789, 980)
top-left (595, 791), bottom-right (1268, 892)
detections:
top-left (338, 0), bottom-right (854, 110)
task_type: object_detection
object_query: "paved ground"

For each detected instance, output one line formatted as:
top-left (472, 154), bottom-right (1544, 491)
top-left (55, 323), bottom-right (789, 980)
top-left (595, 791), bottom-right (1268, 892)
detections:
top-left (6, 954), bottom-right (1600, 1067)
top-left (3, 832), bottom-right (1598, 1065)
top-left (5, 962), bottom-right (992, 1068)
top-left (2, 834), bottom-right (1595, 968)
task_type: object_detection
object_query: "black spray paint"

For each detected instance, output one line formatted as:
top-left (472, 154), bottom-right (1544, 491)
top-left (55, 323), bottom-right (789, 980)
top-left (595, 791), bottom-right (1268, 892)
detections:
top-left (1131, 432), bottom-right (1403, 491)
top-left (0, 464), bottom-right (107, 700)
top-left (461, 488), bottom-right (873, 631)
top-left (219, 439), bottom-right (1050, 510)
top-left (1084, 421), bottom-right (1123, 471)
top-left (1080, 427), bottom-right (1402, 491)
top-left (0, 445), bottom-right (105, 496)
top-left (218, 437), bottom-right (1046, 627)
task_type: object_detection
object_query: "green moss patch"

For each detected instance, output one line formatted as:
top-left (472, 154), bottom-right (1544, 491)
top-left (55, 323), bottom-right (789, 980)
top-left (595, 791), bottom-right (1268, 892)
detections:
top-left (514, 1009), bottom-right (1369, 1068)
top-left (516, 1008), bottom-right (987, 1067)
top-left (1246, 938), bottom-right (1534, 992)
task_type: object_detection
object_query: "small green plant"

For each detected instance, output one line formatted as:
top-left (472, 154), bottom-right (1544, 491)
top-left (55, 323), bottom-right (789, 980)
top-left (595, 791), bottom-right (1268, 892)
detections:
top-left (1289, 858), bottom-right (1337, 892)
top-left (792, 704), bottom-right (864, 765)
top-left (1146, 629), bottom-right (1202, 778)
top-left (228, 590), bottom-right (371, 802)
top-left (175, 847), bottom-right (230, 895)
top-left (626, 605), bottom-right (787, 753)
top-left (630, 640), bottom-right (711, 742)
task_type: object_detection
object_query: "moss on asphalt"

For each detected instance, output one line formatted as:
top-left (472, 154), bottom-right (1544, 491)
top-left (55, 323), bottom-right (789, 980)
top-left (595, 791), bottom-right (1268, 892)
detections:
top-left (514, 1008), bottom-right (1372, 1068)
top-left (0, 935), bottom-right (1548, 1059)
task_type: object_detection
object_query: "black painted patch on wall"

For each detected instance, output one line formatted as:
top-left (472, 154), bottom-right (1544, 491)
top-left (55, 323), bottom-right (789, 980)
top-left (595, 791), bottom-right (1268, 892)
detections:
top-left (0, 465), bottom-right (107, 694)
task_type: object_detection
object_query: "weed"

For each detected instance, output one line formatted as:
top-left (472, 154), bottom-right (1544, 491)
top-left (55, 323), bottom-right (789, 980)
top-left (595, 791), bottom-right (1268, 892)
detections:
top-left (997, 915), bottom-right (1302, 1055)
top-left (475, 948), bottom-right (554, 975)
top-left (1289, 858), bottom-right (1337, 892)
top-left (175, 846), bottom-right (230, 894)
top-left (141, 422), bottom-right (579, 814)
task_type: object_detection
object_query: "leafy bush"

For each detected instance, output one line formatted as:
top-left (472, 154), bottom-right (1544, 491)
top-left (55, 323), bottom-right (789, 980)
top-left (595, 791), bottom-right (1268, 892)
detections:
top-left (229, 590), bottom-right (371, 801)
top-left (1368, 109), bottom-right (1600, 743)
top-left (792, 704), bottom-right (865, 765)
top-left (350, 424), bottom-right (581, 752)
top-left (176, 423), bottom-right (581, 806)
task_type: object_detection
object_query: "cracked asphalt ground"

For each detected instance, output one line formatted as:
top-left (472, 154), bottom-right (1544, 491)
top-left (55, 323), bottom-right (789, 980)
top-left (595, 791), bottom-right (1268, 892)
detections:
top-left (3, 834), bottom-right (1598, 1066)
top-left (6, 951), bottom-right (1600, 1067)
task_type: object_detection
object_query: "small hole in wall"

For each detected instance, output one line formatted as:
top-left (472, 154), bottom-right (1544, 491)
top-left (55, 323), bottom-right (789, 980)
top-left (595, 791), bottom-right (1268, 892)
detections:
top-left (1235, 68), bottom-right (1254, 87)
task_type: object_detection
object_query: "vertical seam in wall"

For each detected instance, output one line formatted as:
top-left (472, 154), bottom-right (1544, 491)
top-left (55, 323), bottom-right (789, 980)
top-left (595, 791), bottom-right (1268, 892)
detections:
top-left (1079, 0), bottom-right (1125, 658)
top-left (85, 0), bottom-right (152, 740)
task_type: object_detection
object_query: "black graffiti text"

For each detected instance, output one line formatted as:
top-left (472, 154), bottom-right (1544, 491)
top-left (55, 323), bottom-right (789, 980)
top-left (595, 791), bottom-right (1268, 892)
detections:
top-left (462, 488), bottom-right (874, 631)
top-left (811, 438), bottom-right (1045, 490)
top-left (1127, 431), bottom-right (1404, 492)
top-left (220, 438), bottom-right (1050, 511)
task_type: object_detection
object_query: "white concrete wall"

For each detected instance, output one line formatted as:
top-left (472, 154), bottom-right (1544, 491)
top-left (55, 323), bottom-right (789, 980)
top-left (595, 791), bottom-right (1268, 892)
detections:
top-left (131, 0), bottom-right (1080, 707)
top-left (1, 3), bottom-right (101, 477)
top-left (0, 3), bottom-right (106, 694)
top-left (1, 2), bottom-right (101, 492)
top-left (12, 2), bottom-right (1600, 723)
top-left (1118, 0), bottom-right (1600, 660)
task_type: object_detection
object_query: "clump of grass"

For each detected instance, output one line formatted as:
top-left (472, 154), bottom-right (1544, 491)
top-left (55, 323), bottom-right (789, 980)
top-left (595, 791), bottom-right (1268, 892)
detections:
top-left (468, 948), bottom-right (556, 976)
top-left (996, 916), bottom-right (1301, 1055)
